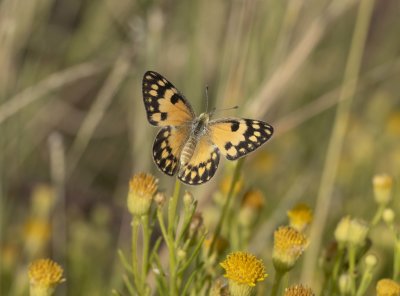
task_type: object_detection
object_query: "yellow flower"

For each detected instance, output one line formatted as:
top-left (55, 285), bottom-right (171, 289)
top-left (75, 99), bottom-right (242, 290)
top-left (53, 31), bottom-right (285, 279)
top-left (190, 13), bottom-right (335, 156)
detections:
top-left (28, 258), bottom-right (65, 296)
top-left (376, 279), bottom-right (400, 296)
top-left (287, 203), bottom-right (313, 232)
top-left (373, 174), bottom-right (393, 205)
top-left (284, 284), bottom-right (315, 296)
top-left (127, 173), bottom-right (158, 216)
top-left (273, 226), bottom-right (308, 272)
top-left (334, 216), bottom-right (369, 247)
top-left (220, 251), bottom-right (267, 296)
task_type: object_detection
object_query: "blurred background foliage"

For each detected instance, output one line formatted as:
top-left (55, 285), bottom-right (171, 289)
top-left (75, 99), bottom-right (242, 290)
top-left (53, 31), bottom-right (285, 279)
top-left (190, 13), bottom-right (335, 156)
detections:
top-left (0, 0), bottom-right (399, 295)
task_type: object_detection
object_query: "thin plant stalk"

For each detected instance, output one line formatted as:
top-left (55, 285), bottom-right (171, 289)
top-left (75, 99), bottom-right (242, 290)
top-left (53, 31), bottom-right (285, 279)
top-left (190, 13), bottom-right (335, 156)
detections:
top-left (348, 245), bottom-right (357, 295)
top-left (301, 0), bottom-right (376, 283)
top-left (167, 178), bottom-right (181, 296)
top-left (140, 214), bottom-right (151, 294)
top-left (208, 158), bottom-right (244, 255)
top-left (371, 204), bottom-right (385, 226)
top-left (270, 270), bottom-right (285, 296)
top-left (131, 216), bottom-right (141, 294)
top-left (394, 240), bottom-right (400, 282)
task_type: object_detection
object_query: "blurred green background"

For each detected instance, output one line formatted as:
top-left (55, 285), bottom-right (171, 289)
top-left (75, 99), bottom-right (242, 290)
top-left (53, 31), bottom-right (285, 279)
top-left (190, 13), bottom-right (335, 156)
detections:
top-left (0, 0), bottom-right (399, 295)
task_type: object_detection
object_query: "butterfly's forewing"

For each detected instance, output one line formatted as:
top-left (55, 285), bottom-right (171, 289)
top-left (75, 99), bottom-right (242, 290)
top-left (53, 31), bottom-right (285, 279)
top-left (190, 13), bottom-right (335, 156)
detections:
top-left (143, 71), bottom-right (195, 126)
top-left (153, 126), bottom-right (190, 175)
top-left (178, 135), bottom-right (220, 185)
top-left (209, 119), bottom-right (273, 160)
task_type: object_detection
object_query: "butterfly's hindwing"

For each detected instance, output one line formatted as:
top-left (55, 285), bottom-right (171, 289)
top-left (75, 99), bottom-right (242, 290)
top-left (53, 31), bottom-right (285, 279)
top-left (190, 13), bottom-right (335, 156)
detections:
top-left (153, 126), bottom-right (190, 176)
top-left (178, 136), bottom-right (220, 185)
top-left (209, 119), bottom-right (273, 160)
top-left (143, 71), bottom-right (195, 126)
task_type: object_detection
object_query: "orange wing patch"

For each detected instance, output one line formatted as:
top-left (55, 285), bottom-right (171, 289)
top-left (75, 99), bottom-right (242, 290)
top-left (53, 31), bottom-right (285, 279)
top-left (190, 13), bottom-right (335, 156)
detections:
top-left (209, 119), bottom-right (273, 160)
top-left (153, 126), bottom-right (190, 175)
top-left (178, 135), bottom-right (220, 185)
top-left (143, 71), bottom-right (195, 126)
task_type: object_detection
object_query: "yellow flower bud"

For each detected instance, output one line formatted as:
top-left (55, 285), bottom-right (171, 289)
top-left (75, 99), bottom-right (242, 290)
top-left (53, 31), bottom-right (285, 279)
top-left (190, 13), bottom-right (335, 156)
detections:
top-left (154, 192), bottom-right (167, 207)
top-left (127, 173), bottom-right (158, 216)
top-left (373, 174), bottom-right (393, 205)
top-left (383, 208), bottom-right (395, 225)
top-left (273, 226), bottom-right (308, 272)
top-left (365, 254), bottom-right (377, 268)
top-left (183, 190), bottom-right (195, 208)
top-left (28, 258), bottom-right (65, 296)
top-left (287, 203), bottom-right (313, 233)
top-left (334, 216), bottom-right (369, 247)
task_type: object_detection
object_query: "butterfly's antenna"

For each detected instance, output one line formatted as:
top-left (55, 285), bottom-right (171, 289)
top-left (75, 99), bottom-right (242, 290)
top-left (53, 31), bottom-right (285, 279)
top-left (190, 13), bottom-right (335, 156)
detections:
top-left (210, 105), bottom-right (239, 117)
top-left (205, 85), bottom-right (209, 113)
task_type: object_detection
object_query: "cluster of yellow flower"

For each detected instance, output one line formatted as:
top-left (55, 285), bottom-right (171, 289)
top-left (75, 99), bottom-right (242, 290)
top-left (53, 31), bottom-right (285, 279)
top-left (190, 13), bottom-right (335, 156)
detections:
top-left (19, 172), bottom-right (398, 296)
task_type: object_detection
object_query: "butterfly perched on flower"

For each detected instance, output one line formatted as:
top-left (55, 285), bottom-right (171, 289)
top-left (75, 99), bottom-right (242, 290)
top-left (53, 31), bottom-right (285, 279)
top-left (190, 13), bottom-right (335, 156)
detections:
top-left (142, 71), bottom-right (274, 185)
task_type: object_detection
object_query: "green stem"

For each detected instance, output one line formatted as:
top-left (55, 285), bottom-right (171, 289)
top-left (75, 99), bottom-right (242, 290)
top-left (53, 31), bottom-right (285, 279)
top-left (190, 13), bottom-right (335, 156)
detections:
top-left (167, 178), bottom-right (181, 296)
top-left (371, 203), bottom-right (385, 226)
top-left (301, 0), bottom-right (376, 283)
top-left (132, 216), bottom-right (141, 294)
top-left (394, 239), bottom-right (400, 282)
top-left (270, 270), bottom-right (285, 296)
top-left (327, 245), bottom-right (345, 296)
top-left (141, 214), bottom-right (151, 294)
top-left (209, 159), bottom-right (244, 255)
top-left (348, 245), bottom-right (357, 295)
top-left (355, 264), bottom-right (374, 296)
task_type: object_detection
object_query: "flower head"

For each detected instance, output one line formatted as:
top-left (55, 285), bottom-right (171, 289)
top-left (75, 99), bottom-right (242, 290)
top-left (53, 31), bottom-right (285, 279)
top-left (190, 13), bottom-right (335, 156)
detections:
top-left (334, 216), bottom-right (369, 247)
top-left (376, 279), bottom-right (400, 296)
top-left (373, 174), bottom-right (393, 205)
top-left (220, 251), bottom-right (267, 296)
top-left (127, 173), bottom-right (158, 216)
top-left (287, 203), bottom-right (313, 232)
top-left (383, 208), bottom-right (395, 225)
top-left (284, 284), bottom-right (315, 296)
top-left (273, 226), bottom-right (308, 272)
top-left (29, 258), bottom-right (65, 296)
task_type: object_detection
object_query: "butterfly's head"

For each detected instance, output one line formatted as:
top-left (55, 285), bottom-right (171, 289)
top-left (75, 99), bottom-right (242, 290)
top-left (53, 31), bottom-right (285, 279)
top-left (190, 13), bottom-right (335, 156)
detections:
top-left (198, 112), bottom-right (210, 123)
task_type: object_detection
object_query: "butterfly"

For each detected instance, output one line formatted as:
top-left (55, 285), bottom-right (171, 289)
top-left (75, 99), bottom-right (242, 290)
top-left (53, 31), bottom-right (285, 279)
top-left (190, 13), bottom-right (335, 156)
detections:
top-left (142, 71), bottom-right (274, 185)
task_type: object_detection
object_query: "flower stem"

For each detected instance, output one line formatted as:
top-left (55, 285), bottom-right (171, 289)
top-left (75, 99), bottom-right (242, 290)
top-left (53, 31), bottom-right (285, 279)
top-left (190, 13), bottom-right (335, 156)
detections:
top-left (167, 178), bottom-right (181, 295)
top-left (394, 239), bottom-right (400, 282)
top-left (209, 159), bottom-right (244, 255)
top-left (355, 262), bottom-right (375, 296)
top-left (348, 245), bottom-right (357, 295)
top-left (140, 214), bottom-right (151, 294)
top-left (371, 203), bottom-right (385, 226)
top-left (270, 270), bottom-right (285, 296)
top-left (131, 216), bottom-right (141, 294)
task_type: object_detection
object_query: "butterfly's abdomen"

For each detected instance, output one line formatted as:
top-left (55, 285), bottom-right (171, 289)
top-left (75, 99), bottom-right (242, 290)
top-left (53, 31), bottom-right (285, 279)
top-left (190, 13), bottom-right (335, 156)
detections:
top-left (180, 136), bottom-right (197, 168)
